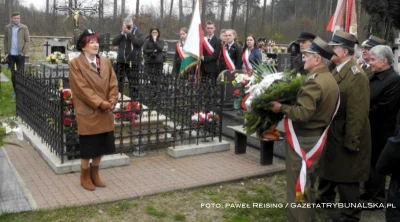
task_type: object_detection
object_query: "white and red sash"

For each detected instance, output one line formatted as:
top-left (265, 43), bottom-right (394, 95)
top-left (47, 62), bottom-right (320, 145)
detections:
top-left (176, 42), bottom-right (184, 60)
top-left (222, 44), bottom-right (235, 72)
top-left (242, 49), bottom-right (253, 73)
top-left (203, 37), bottom-right (215, 55)
top-left (284, 92), bottom-right (340, 202)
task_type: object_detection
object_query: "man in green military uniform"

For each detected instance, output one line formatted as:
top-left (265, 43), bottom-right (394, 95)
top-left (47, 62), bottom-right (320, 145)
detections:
top-left (317, 30), bottom-right (371, 222)
top-left (360, 35), bottom-right (386, 77)
top-left (271, 37), bottom-right (339, 222)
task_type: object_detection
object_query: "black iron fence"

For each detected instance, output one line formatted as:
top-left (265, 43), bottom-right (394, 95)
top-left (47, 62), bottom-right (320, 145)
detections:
top-left (15, 64), bottom-right (223, 163)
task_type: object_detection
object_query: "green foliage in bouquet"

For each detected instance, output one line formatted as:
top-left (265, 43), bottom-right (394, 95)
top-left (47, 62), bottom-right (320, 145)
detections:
top-left (243, 71), bottom-right (306, 137)
top-left (251, 61), bottom-right (277, 84)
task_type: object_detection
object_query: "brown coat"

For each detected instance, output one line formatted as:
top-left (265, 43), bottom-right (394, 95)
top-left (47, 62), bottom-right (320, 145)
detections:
top-left (68, 54), bottom-right (119, 135)
top-left (319, 58), bottom-right (371, 182)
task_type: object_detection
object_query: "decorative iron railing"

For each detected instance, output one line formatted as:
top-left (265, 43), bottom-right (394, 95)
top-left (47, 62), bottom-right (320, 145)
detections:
top-left (15, 64), bottom-right (223, 163)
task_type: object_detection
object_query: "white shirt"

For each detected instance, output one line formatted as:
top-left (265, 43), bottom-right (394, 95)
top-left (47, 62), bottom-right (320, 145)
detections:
top-left (85, 56), bottom-right (97, 69)
top-left (336, 59), bottom-right (351, 72)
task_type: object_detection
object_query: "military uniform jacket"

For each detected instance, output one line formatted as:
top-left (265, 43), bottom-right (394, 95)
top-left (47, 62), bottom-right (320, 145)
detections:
top-left (219, 42), bottom-right (243, 72)
top-left (201, 35), bottom-right (221, 73)
top-left (69, 54), bottom-right (119, 135)
top-left (361, 63), bottom-right (372, 77)
top-left (290, 53), bottom-right (307, 75)
top-left (280, 67), bottom-right (339, 136)
top-left (319, 59), bottom-right (371, 182)
top-left (369, 66), bottom-right (400, 164)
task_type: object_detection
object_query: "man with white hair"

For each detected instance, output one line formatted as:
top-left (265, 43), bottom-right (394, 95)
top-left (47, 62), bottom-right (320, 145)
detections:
top-left (360, 35), bottom-right (386, 77)
top-left (361, 45), bottom-right (400, 207)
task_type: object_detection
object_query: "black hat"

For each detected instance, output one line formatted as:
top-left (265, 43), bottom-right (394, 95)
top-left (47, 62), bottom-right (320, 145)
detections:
top-left (328, 30), bottom-right (358, 48)
top-left (304, 37), bottom-right (336, 60)
top-left (297, 32), bottom-right (316, 42)
top-left (76, 29), bottom-right (96, 51)
top-left (361, 35), bottom-right (386, 48)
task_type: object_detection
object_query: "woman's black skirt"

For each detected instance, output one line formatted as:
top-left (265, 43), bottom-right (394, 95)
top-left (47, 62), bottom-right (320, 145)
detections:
top-left (79, 131), bottom-right (116, 159)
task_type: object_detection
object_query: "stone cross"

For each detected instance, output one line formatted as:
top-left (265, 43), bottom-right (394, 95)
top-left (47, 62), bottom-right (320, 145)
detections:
top-left (277, 53), bottom-right (292, 72)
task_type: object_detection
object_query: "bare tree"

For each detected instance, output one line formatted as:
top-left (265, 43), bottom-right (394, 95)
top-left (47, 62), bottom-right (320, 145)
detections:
top-left (244, 0), bottom-right (250, 37)
top-left (231, 0), bottom-right (239, 29)
top-left (121, 0), bottom-right (125, 17)
top-left (261, 0), bottom-right (267, 30)
top-left (136, 0), bottom-right (140, 20)
top-left (169, 0), bottom-right (174, 18)
top-left (179, 0), bottom-right (183, 27)
top-left (160, 0), bottom-right (164, 27)
top-left (113, 0), bottom-right (117, 20)
top-left (218, 0), bottom-right (226, 30)
top-left (201, 0), bottom-right (207, 25)
top-left (46, 0), bottom-right (50, 14)
top-left (271, 0), bottom-right (275, 26)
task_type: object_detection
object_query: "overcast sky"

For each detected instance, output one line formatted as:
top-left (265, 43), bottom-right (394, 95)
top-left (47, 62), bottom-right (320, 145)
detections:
top-left (20, 0), bottom-right (153, 13)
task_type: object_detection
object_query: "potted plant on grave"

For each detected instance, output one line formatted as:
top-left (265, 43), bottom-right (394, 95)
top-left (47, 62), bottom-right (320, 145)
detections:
top-left (45, 51), bottom-right (64, 64)
top-left (231, 73), bottom-right (251, 112)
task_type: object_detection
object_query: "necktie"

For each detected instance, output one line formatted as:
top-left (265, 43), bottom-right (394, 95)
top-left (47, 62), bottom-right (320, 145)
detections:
top-left (226, 44), bottom-right (229, 51)
top-left (208, 37), bottom-right (211, 43)
top-left (90, 62), bottom-right (97, 70)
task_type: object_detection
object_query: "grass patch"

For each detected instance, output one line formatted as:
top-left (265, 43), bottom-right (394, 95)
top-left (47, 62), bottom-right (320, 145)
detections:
top-left (174, 213), bottom-right (186, 221)
top-left (0, 69), bottom-right (16, 117)
top-left (146, 204), bottom-right (166, 217)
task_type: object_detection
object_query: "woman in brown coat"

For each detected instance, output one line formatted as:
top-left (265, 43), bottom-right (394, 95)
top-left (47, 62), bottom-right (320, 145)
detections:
top-left (69, 29), bottom-right (119, 191)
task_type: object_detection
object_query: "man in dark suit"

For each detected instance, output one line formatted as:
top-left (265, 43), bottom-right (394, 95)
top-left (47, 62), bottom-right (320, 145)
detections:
top-left (291, 32), bottom-right (316, 75)
top-left (219, 29), bottom-right (242, 73)
top-left (201, 21), bottom-right (221, 83)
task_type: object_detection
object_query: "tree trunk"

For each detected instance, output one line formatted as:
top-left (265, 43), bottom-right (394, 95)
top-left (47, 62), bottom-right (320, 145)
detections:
top-left (201, 0), bottom-right (207, 25)
top-left (160, 0), bottom-right (164, 27)
top-left (4, 0), bottom-right (11, 27)
top-left (271, 0), bottom-right (275, 26)
top-left (46, 0), bottom-right (49, 14)
top-left (230, 0), bottom-right (238, 29)
top-left (244, 0), bottom-right (250, 39)
top-left (136, 0), bottom-right (140, 20)
top-left (261, 0), bottom-right (267, 31)
top-left (219, 0), bottom-right (226, 31)
top-left (179, 0), bottom-right (183, 27)
top-left (121, 0), bottom-right (125, 17)
top-left (169, 0), bottom-right (174, 18)
top-left (113, 0), bottom-right (117, 20)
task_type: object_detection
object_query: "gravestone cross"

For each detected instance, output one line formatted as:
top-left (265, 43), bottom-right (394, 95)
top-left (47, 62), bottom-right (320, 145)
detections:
top-left (277, 53), bottom-right (292, 72)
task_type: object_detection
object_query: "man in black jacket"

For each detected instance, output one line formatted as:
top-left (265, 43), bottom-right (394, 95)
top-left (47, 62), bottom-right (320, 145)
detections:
top-left (112, 17), bottom-right (145, 96)
top-left (376, 109), bottom-right (400, 221)
top-left (362, 45), bottom-right (400, 206)
top-left (291, 32), bottom-right (315, 75)
top-left (201, 21), bottom-right (221, 83)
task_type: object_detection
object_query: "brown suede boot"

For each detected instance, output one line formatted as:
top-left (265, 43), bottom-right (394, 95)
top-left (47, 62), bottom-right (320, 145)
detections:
top-left (90, 163), bottom-right (106, 187)
top-left (80, 167), bottom-right (95, 191)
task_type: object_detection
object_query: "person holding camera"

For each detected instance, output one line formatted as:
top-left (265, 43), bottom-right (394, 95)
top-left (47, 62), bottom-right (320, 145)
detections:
top-left (111, 17), bottom-right (145, 97)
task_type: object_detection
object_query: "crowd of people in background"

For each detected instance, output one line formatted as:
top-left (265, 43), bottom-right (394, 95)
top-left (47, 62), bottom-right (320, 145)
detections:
top-left (4, 12), bottom-right (400, 222)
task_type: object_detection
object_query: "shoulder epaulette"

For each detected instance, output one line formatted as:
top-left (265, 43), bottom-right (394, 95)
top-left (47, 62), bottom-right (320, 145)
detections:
top-left (351, 66), bottom-right (361, 75)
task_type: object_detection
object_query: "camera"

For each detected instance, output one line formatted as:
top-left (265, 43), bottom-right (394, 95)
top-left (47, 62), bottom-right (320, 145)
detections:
top-left (126, 25), bottom-right (132, 30)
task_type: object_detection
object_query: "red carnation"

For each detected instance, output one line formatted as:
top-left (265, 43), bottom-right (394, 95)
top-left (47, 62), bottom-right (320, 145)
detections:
top-left (115, 113), bottom-right (121, 119)
top-left (233, 89), bottom-right (240, 96)
top-left (126, 104), bottom-right (132, 110)
top-left (63, 90), bottom-right (71, 99)
top-left (63, 117), bottom-right (71, 126)
top-left (200, 116), bottom-right (206, 124)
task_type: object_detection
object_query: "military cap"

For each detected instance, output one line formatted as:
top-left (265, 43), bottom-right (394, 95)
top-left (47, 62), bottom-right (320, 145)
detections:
top-left (76, 29), bottom-right (97, 51)
top-left (361, 35), bottom-right (386, 48)
top-left (328, 30), bottom-right (359, 48)
top-left (304, 36), bottom-right (336, 60)
top-left (297, 32), bottom-right (316, 42)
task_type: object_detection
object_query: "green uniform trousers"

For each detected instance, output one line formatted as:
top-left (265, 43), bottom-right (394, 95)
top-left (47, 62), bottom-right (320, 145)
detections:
top-left (286, 135), bottom-right (321, 222)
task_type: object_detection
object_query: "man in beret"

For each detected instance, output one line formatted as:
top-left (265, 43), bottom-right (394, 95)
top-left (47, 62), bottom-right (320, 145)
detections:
top-left (291, 32), bottom-right (316, 75)
top-left (360, 35), bottom-right (386, 77)
top-left (271, 37), bottom-right (339, 222)
top-left (317, 30), bottom-right (371, 222)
